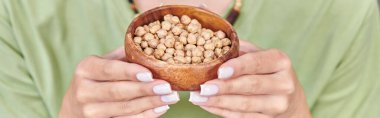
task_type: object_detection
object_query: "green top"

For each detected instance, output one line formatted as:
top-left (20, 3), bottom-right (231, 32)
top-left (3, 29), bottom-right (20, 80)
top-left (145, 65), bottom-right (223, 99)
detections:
top-left (1, 0), bottom-right (379, 118)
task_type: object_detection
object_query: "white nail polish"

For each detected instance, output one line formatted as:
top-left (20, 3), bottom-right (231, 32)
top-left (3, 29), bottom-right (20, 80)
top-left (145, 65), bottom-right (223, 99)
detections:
top-left (218, 67), bottom-right (234, 79)
top-left (189, 92), bottom-right (208, 103)
top-left (136, 72), bottom-right (153, 82)
top-left (153, 83), bottom-right (172, 95)
top-left (153, 105), bottom-right (170, 113)
top-left (200, 84), bottom-right (219, 96)
top-left (161, 91), bottom-right (179, 102)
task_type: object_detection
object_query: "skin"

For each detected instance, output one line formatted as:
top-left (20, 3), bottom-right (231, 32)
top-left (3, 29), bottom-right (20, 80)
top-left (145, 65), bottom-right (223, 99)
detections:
top-left (59, 0), bottom-right (311, 117)
top-left (193, 40), bottom-right (312, 118)
top-left (59, 47), bottom-right (179, 118)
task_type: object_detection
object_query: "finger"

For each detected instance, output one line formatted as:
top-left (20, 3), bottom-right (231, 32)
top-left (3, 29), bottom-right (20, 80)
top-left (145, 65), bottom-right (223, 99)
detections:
top-left (83, 92), bottom-right (178, 118)
top-left (77, 80), bottom-right (174, 102)
top-left (200, 106), bottom-right (271, 118)
top-left (200, 72), bottom-right (295, 96)
top-left (113, 106), bottom-right (169, 118)
top-left (218, 49), bottom-right (291, 79)
top-left (75, 55), bottom-right (153, 81)
top-left (103, 46), bottom-right (126, 60)
top-left (190, 92), bottom-right (288, 115)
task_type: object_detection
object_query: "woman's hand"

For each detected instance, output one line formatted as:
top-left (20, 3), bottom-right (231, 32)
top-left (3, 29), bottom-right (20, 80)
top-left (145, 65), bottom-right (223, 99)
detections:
top-left (189, 40), bottom-right (311, 118)
top-left (59, 47), bottom-right (179, 118)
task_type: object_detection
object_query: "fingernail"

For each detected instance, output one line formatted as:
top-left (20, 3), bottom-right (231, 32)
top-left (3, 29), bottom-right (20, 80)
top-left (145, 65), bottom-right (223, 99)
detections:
top-left (218, 67), bottom-right (234, 79)
top-left (153, 83), bottom-right (172, 95)
top-left (189, 92), bottom-right (208, 103)
top-left (153, 105), bottom-right (170, 113)
top-left (200, 84), bottom-right (219, 96)
top-left (161, 91), bottom-right (180, 102)
top-left (136, 72), bottom-right (153, 82)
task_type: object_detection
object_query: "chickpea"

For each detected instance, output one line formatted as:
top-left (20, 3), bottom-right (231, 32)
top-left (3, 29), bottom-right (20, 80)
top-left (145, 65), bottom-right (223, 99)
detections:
top-left (153, 49), bottom-right (165, 59)
top-left (174, 42), bottom-right (184, 50)
top-left (135, 26), bottom-right (147, 36)
top-left (170, 16), bottom-right (180, 24)
top-left (185, 56), bottom-right (192, 64)
top-left (161, 53), bottom-right (173, 61)
top-left (174, 56), bottom-right (186, 64)
top-left (167, 58), bottom-right (175, 64)
top-left (164, 14), bottom-right (173, 22)
top-left (174, 50), bottom-right (185, 57)
top-left (156, 29), bottom-right (168, 38)
top-left (143, 25), bottom-right (150, 33)
top-left (192, 47), bottom-right (203, 57)
top-left (187, 23), bottom-right (199, 33)
top-left (180, 30), bottom-right (189, 37)
top-left (148, 39), bottom-right (159, 48)
top-left (192, 56), bottom-right (202, 64)
top-left (181, 15), bottom-right (191, 25)
top-left (215, 30), bottom-right (226, 39)
top-left (190, 19), bottom-right (200, 25)
top-left (141, 41), bottom-right (148, 48)
top-left (144, 47), bottom-right (154, 55)
top-left (185, 44), bottom-right (196, 51)
top-left (164, 38), bottom-right (175, 48)
top-left (161, 21), bottom-right (172, 31)
top-left (186, 50), bottom-right (192, 57)
top-left (221, 38), bottom-right (231, 46)
top-left (203, 57), bottom-right (213, 63)
top-left (149, 24), bottom-right (161, 33)
top-left (197, 37), bottom-right (206, 46)
top-left (165, 48), bottom-right (175, 55)
top-left (196, 46), bottom-right (205, 51)
top-left (179, 36), bottom-right (187, 44)
top-left (187, 33), bottom-right (197, 45)
top-left (204, 41), bottom-right (215, 50)
top-left (222, 46), bottom-right (230, 54)
top-left (171, 26), bottom-right (182, 36)
top-left (204, 50), bottom-right (215, 58)
top-left (133, 37), bottom-right (142, 44)
top-left (214, 39), bottom-right (223, 48)
top-left (143, 33), bottom-right (154, 41)
top-left (201, 29), bottom-right (213, 40)
top-left (214, 48), bottom-right (223, 57)
top-left (157, 43), bottom-right (167, 50)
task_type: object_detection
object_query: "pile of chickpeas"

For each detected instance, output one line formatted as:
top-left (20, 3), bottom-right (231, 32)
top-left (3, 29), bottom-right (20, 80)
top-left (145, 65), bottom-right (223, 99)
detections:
top-left (133, 14), bottom-right (231, 64)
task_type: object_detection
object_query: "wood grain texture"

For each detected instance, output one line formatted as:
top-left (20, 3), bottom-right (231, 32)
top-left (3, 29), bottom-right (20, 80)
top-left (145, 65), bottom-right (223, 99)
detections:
top-left (125, 5), bottom-right (239, 91)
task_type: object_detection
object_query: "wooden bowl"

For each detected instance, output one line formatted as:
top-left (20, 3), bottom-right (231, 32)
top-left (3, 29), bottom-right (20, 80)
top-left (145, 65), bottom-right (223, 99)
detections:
top-left (125, 5), bottom-right (239, 91)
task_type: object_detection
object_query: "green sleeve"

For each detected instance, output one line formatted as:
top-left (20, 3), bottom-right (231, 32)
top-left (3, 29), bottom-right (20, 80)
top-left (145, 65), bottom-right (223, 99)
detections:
top-left (0, 2), bottom-right (50, 118)
top-left (311, 2), bottom-right (380, 118)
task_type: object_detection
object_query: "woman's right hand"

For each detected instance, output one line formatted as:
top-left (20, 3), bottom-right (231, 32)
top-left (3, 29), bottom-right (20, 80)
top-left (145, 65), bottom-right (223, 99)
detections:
top-left (59, 47), bottom-right (179, 118)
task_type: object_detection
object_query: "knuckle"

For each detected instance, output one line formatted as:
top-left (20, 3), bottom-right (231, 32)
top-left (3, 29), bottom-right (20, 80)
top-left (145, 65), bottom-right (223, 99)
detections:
top-left (108, 85), bottom-right (124, 100)
top-left (271, 96), bottom-right (289, 113)
top-left (240, 98), bottom-right (254, 111)
top-left (138, 85), bottom-right (150, 96)
top-left (248, 78), bottom-right (261, 94)
top-left (75, 56), bottom-right (98, 79)
top-left (76, 87), bottom-right (90, 103)
top-left (148, 97), bottom-right (162, 106)
top-left (102, 60), bottom-right (117, 77)
top-left (282, 78), bottom-right (295, 94)
top-left (210, 97), bottom-right (222, 106)
top-left (270, 49), bottom-right (292, 69)
top-left (120, 102), bottom-right (138, 115)
top-left (82, 105), bottom-right (96, 118)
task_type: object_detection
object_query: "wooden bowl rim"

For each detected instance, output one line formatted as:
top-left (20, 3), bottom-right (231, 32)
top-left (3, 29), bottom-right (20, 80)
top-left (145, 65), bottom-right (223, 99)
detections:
top-left (125, 5), bottom-right (239, 67)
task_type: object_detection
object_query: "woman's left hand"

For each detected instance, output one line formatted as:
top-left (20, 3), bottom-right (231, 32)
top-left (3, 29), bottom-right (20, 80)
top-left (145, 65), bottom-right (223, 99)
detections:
top-left (189, 40), bottom-right (311, 118)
